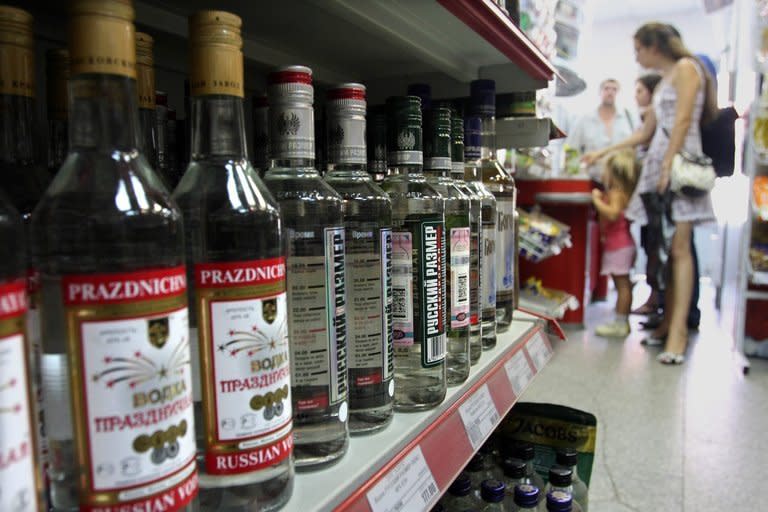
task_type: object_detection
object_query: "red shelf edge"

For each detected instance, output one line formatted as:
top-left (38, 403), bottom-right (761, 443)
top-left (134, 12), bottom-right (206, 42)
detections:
top-left (436, 0), bottom-right (555, 82)
top-left (335, 324), bottom-right (550, 512)
top-left (518, 306), bottom-right (566, 340)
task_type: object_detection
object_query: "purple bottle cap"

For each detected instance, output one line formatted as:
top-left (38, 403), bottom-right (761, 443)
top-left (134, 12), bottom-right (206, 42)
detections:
top-left (514, 484), bottom-right (540, 508)
top-left (480, 479), bottom-right (506, 503)
top-left (546, 490), bottom-right (573, 512)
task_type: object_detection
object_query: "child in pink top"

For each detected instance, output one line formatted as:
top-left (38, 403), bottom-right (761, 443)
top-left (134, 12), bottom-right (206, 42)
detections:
top-left (592, 151), bottom-right (640, 337)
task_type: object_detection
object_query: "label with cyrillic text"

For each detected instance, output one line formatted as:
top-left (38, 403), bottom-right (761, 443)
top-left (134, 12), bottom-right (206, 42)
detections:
top-left (62, 267), bottom-right (198, 510)
top-left (366, 446), bottom-right (439, 512)
top-left (449, 226), bottom-right (470, 329)
top-left (504, 349), bottom-right (534, 396)
top-left (458, 384), bottom-right (500, 450)
top-left (392, 231), bottom-right (414, 347)
top-left (195, 259), bottom-right (293, 476)
top-left (526, 331), bottom-right (551, 371)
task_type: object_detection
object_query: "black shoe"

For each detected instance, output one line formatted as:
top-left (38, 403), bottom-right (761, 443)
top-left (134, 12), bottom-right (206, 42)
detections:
top-left (640, 313), bottom-right (663, 330)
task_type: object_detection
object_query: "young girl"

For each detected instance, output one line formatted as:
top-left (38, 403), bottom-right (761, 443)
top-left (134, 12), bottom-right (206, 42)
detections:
top-left (592, 150), bottom-right (639, 337)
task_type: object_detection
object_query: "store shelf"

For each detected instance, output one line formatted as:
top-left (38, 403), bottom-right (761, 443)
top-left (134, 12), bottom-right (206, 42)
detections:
top-left (496, 117), bottom-right (553, 149)
top-left (518, 292), bottom-right (578, 321)
top-left (748, 261), bottom-right (768, 285)
top-left (288, 311), bottom-right (557, 512)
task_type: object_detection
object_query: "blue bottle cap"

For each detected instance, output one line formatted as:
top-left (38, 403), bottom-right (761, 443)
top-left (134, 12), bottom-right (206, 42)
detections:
top-left (470, 79), bottom-right (495, 116)
top-left (514, 484), bottom-right (540, 508)
top-left (407, 83), bottom-right (432, 110)
top-left (480, 479), bottom-right (506, 503)
top-left (448, 472), bottom-right (473, 497)
top-left (546, 490), bottom-right (573, 512)
top-left (464, 116), bottom-right (481, 161)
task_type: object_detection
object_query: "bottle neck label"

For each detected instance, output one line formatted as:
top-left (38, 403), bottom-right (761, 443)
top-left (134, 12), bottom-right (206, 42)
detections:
top-left (388, 125), bottom-right (423, 166)
top-left (61, 267), bottom-right (198, 511)
top-left (0, 279), bottom-right (41, 512)
top-left (496, 200), bottom-right (516, 300)
top-left (0, 44), bottom-right (34, 97)
top-left (270, 105), bottom-right (314, 160)
top-left (137, 61), bottom-right (155, 110)
top-left (328, 115), bottom-right (366, 165)
top-left (193, 258), bottom-right (293, 476)
top-left (69, 14), bottom-right (136, 79)
top-left (189, 45), bottom-right (244, 98)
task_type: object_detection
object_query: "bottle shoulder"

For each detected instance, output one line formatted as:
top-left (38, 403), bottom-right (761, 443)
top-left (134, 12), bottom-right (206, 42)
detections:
top-left (264, 166), bottom-right (344, 204)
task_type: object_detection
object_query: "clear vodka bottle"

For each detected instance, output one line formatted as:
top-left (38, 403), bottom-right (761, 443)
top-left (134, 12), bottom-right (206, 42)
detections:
top-left (479, 480), bottom-right (506, 512)
top-left (172, 11), bottom-right (293, 511)
top-left (366, 105), bottom-right (387, 183)
top-left (556, 449), bottom-right (588, 512)
top-left (32, 2), bottom-right (198, 509)
top-left (464, 116), bottom-right (497, 350)
top-left (449, 112), bottom-right (482, 365)
top-left (471, 80), bottom-right (517, 333)
top-left (262, 66), bottom-right (349, 468)
top-left (544, 467), bottom-right (583, 512)
top-left (251, 94), bottom-right (269, 176)
top-left (380, 96), bottom-right (446, 411)
top-left (546, 490), bottom-right (574, 512)
top-left (511, 484), bottom-right (540, 511)
top-left (505, 443), bottom-right (545, 497)
top-left (423, 107), bottom-right (470, 387)
top-left (324, 83), bottom-right (394, 434)
top-left (442, 472), bottom-right (480, 511)
top-left (46, 48), bottom-right (69, 176)
top-left (136, 32), bottom-right (158, 170)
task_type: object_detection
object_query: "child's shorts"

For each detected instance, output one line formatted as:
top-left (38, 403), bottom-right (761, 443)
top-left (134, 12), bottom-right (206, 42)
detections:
top-left (601, 245), bottom-right (636, 276)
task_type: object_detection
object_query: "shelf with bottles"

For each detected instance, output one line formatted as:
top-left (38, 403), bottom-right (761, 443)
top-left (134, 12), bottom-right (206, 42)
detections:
top-left (287, 312), bottom-right (559, 512)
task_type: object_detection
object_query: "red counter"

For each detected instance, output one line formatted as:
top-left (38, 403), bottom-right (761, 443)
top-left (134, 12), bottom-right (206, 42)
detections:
top-left (517, 178), bottom-right (596, 325)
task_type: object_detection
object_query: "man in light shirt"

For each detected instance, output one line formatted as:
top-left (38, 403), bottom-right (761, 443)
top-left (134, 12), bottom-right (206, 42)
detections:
top-left (568, 78), bottom-right (636, 181)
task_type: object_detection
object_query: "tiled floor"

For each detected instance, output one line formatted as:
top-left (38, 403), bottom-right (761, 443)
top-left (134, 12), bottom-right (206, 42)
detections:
top-left (523, 280), bottom-right (768, 511)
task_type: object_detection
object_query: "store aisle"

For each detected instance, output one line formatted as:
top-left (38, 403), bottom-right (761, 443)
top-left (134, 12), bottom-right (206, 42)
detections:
top-left (523, 282), bottom-right (768, 511)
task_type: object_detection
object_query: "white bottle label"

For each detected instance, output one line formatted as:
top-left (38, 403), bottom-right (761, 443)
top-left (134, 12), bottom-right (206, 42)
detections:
top-left (0, 279), bottom-right (40, 512)
top-left (391, 231), bottom-right (414, 347)
top-left (481, 224), bottom-right (497, 310)
top-left (195, 258), bottom-right (293, 476)
top-left (496, 199), bottom-right (516, 300)
top-left (450, 227), bottom-right (471, 329)
top-left (287, 227), bottom-right (347, 411)
top-left (62, 267), bottom-right (198, 510)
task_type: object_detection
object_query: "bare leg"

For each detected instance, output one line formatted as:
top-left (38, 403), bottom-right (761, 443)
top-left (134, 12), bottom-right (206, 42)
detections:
top-left (664, 222), bottom-right (694, 355)
top-left (614, 274), bottom-right (632, 316)
top-left (652, 283), bottom-right (672, 339)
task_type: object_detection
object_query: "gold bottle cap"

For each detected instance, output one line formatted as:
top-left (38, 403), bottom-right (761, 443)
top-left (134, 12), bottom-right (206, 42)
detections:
top-left (136, 32), bottom-right (155, 109)
top-left (188, 10), bottom-right (243, 98)
top-left (69, 0), bottom-right (136, 79)
top-left (0, 5), bottom-right (35, 97)
top-left (46, 48), bottom-right (69, 119)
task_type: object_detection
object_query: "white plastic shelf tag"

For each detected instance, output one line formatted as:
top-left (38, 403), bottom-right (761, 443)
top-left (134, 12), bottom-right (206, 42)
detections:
top-left (458, 383), bottom-right (499, 450)
top-left (366, 446), bottom-right (439, 512)
top-left (504, 349), bottom-right (534, 396)
top-left (526, 330), bottom-right (550, 371)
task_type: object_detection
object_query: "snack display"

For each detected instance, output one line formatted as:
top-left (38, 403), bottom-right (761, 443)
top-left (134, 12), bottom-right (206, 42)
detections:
top-left (518, 208), bottom-right (572, 262)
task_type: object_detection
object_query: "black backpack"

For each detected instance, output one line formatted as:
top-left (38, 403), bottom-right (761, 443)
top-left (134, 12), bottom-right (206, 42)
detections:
top-left (700, 106), bottom-right (739, 177)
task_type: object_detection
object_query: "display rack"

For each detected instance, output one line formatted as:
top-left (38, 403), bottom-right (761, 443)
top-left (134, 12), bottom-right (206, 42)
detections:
top-left (290, 311), bottom-right (557, 512)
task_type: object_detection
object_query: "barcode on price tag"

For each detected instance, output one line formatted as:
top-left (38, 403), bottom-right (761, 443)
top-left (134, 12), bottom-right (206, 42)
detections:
top-left (504, 350), bottom-right (534, 396)
top-left (366, 446), bottom-right (440, 512)
top-left (458, 384), bottom-right (500, 450)
top-left (526, 331), bottom-right (550, 371)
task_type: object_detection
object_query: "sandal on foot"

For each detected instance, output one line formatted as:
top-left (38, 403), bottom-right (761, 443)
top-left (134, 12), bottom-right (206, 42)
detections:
top-left (641, 336), bottom-right (665, 346)
top-left (632, 304), bottom-right (657, 315)
top-left (657, 352), bottom-right (685, 365)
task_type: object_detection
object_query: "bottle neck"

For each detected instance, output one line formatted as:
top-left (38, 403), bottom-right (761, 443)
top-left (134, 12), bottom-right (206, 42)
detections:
top-left (47, 117), bottom-right (68, 170)
top-left (69, 75), bottom-right (142, 153)
top-left (480, 115), bottom-right (497, 160)
top-left (191, 95), bottom-right (248, 161)
top-left (551, 483), bottom-right (574, 494)
top-left (0, 95), bottom-right (37, 164)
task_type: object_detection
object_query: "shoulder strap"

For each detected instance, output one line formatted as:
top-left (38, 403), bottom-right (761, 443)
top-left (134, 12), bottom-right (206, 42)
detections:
top-left (624, 108), bottom-right (634, 131)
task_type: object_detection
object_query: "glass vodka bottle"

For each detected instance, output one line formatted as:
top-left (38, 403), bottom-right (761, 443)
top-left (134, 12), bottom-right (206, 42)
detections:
top-left (471, 80), bottom-right (517, 333)
top-left (505, 442), bottom-right (545, 496)
top-left (423, 107), bottom-right (470, 386)
top-left (172, 11), bottom-right (293, 511)
top-left (46, 48), bottom-right (69, 176)
top-left (479, 480), bottom-right (507, 512)
top-left (546, 490), bottom-right (574, 512)
top-left (449, 111), bottom-right (482, 365)
top-left (136, 31), bottom-right (158, 170)
top-left (366, 105), bottom-right (387, 183)
top-left (464, 116), bottom-right (498, 350)
top-left (544, 467), bottom-right (583, 512)
top-left (442, 472), bottom-right (481, 511)
top-left (0, 192), bottom-right (44, 511)
top-left (32, 2), bottom-right (198, 510)
top-left (262, 65), bottom-right (349, 468)
top-left (556, 449), bottom-right (588, 511)
top-left (381, 95), bottom-right (446, 411)
top-left (252, 94), bottom-right (269, 176)
top-left (0, 7), bottom-right (50, 220)
top-left (511, 484), bottom-right (540, 512)
top-left (324, 83), bottom-right (394, 434)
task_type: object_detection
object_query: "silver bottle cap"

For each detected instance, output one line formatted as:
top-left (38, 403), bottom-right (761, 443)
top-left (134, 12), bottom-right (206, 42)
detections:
top-left (327, 83), bottom-right (366, 165)
top-left (268, 65), bottom-right (314, 160)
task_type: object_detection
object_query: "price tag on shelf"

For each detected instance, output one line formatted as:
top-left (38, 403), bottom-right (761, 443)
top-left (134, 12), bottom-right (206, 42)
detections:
top-left (366, 446), bottom-right (439, 512)
top-left (504, 349), bottom-right (534, 396)
top-left (458, 383), bottom-right (500, 450)
top-left (526, 331), bottom-right (551, 371)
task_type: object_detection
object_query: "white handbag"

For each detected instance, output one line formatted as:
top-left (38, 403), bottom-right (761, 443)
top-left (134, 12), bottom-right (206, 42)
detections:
top-left (669, 149), bottom-right (716, 197)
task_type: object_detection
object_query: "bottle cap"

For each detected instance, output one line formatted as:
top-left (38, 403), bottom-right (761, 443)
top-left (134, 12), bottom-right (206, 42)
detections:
top-left (509, 441), bottom-right (535, 461)
top-left (465, 452), bottom-right (485, 472)
top-left (480, 479), bottom-right (506, 503)
top-left (514, 484), bottom-right (540, 508)
top-left (470, 79), bottom-right (496, 117)
top-left (155, 90), bottom-right (168, 107)
top-left (556, 448), bottom-right (579, 468)
top-left (367, 104), bottom-right (387, 172)
top-left (549, 465), bottom-right (573, 487)
top-left (464, 116), bottom-right (482, 161)
top-left (0, 6), bottom-right (34, 97)
top-left (69, 0), bottom-right (136, 79)
top-left (327, 83), bottom-right (367, 165)
top-left (450, 112), bottom-right (464, 170)
top-left (502, 457), bottom-right (527, 479)
top-left (268, 65), bottom-right (314, 160)
top-left (46, 48), bottom-right (69, 119)
top-left (448, 472), bottom-right (473, 497)
top-left (188, 10), bottom-right (243, 97)
top-left (424, 107), bottom-right (451, 170)
top-left (386, 95), bottom-right (422, 166)
top-left (135, 32), bottom-right (155, 109)
top-left (167, 107), bottom-right (176, 121)
top-left (407, 83), bottom-right (431, 110)
top-left (546, 490), bottom-right (573, 512)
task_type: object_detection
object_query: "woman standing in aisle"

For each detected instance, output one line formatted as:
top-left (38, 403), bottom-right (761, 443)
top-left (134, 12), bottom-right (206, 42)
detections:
top-left (583, 22), bottom-right (717, 364)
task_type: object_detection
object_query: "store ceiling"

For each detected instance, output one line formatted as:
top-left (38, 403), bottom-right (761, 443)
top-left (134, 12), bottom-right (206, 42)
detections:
top-left (590, 0), bottom-right (703, 22)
